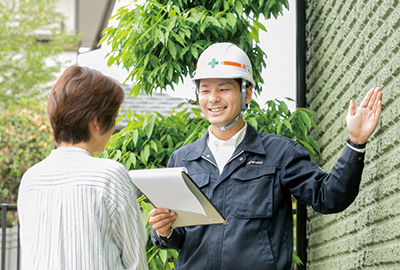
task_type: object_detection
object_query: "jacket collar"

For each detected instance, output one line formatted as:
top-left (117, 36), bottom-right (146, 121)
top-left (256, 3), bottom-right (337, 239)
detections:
top-left (182, 122), bottom-right (265, 162)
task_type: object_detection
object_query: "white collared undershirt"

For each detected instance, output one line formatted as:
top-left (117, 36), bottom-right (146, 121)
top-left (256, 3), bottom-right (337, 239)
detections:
top-left (207, 122), bottom-right (247, 174)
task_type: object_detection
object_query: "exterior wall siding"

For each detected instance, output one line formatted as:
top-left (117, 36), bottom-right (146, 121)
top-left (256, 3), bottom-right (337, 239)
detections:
top-left (305, 0), bottom-right (400, 269)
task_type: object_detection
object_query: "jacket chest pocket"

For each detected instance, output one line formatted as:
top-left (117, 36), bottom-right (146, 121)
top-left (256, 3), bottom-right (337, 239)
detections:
top-left (231, 165), bottom-right (276, 219)
top-left (189, 172), bottom-right (211, 198)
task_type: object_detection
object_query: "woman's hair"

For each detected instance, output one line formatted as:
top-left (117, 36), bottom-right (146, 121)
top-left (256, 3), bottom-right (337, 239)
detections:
top-left (47, 65), bottom-right (124, 144)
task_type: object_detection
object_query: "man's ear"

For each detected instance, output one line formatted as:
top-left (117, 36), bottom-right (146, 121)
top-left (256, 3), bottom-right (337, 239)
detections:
top-left (245, 86), bottom-right (253, 104)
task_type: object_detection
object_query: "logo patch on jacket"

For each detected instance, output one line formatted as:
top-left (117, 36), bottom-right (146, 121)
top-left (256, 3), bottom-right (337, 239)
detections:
top-left (246, 160), bottom-right (264, 165)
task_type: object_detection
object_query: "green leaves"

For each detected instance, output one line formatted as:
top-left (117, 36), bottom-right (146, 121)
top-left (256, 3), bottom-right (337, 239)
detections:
top-left (244, 99), bottom-right (320, 161)
top-left (101, 0), bottom-right (289, 96)
top-left (144, 115), bottom-right (156, 140)
top-left (101, 106), bottom-right (209, 170)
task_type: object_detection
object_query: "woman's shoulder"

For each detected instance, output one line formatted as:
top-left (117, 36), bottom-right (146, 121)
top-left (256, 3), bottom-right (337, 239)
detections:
top-left (94, 157), bottom-right (129, 177)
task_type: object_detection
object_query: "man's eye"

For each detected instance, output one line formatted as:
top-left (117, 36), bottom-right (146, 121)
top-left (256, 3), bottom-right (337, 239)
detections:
top-left (200, 90), bottom-right (209, 94)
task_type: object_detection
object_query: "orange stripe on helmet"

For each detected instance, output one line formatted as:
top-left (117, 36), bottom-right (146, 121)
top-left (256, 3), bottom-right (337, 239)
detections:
top-left (221, 61), bottom-right (242, 68)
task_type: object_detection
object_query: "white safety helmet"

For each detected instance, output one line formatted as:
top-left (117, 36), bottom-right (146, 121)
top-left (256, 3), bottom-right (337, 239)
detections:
top-left (192, 42), bottom-right (255, 131)
top-left (192, 42), bottom-right (255, 87)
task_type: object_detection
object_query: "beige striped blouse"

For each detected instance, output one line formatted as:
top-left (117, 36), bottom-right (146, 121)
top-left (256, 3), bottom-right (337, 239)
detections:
top-left (18, 147), bottom-right (148, 270)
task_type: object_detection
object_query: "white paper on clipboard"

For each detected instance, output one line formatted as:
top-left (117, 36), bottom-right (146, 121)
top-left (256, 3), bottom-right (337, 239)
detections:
top-left (129, 167), bottom-right (205, 215)
top-left (129, 167), bottom-right (228, 227)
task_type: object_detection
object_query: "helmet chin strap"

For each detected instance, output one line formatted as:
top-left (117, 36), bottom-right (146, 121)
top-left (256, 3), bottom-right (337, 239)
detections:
top-left (215, 80), bottom-right (247, 132)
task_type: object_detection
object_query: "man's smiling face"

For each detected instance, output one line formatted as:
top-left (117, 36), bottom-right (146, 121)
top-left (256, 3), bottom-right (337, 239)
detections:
top-left (198, 78), bottom-right (243, 129)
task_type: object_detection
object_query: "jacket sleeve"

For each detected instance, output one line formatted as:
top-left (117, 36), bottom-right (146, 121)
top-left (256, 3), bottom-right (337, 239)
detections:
top-left (150, 227), bottom-right (185, 250)
top-left (281, 142), bottom-right (365, 214)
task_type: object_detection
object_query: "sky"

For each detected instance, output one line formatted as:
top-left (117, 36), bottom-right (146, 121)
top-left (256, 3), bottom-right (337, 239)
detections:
top-left (77, 0), bottom-right (296, 111)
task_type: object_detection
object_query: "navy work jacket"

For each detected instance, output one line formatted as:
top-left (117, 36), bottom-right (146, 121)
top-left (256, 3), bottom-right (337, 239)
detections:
top-left (151, 123), bottom-right (364, 270)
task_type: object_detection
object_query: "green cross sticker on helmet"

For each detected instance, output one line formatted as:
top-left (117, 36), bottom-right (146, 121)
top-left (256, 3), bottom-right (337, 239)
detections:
top-left (208, 58), bottom-right (219, 68)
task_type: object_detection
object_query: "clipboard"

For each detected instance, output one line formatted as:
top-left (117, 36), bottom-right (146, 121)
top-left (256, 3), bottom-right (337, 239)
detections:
top-left (129, 167), bottom-right (228, 228)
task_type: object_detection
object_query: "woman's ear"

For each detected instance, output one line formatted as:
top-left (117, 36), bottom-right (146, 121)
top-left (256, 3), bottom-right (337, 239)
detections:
top-left (91, 118), bottom-right (101, 132)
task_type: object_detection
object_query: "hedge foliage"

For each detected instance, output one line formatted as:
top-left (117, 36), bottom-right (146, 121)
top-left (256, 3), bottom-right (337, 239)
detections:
top-left (0, 99), bottom-right (56, 204)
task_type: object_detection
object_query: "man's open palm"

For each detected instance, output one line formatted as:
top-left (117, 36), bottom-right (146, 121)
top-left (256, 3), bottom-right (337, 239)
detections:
top-left (346, 87), bottom-right (382, 144)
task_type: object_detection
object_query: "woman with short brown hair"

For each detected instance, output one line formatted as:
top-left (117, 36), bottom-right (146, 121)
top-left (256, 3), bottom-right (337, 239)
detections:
top-left (18, 65), bottom-right (148, 270)
top-left (47, 65), bottom-right (123, 145)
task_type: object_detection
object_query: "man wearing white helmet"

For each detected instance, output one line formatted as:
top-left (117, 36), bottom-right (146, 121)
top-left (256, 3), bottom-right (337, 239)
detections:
top-left (148, 42), bottom-right (382, 269)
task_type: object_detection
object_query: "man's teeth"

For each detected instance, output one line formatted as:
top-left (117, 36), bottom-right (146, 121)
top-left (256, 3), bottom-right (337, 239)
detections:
top-left (210, 108), bottom-right (224, 112)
